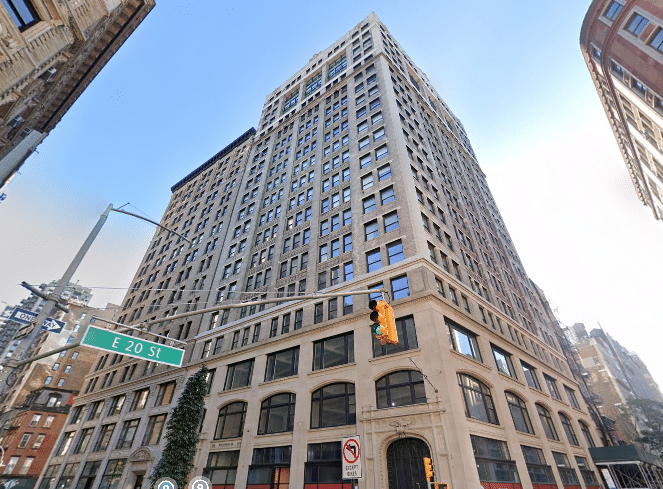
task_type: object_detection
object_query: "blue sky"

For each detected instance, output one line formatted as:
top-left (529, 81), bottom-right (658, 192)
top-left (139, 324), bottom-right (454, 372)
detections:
top-left (2, 1), bottom-right (662, 386)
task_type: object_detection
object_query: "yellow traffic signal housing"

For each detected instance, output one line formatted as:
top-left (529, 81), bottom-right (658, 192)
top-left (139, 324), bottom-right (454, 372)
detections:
top-left (369, 299), bottom-right (388, 345)
top-left (423, 457), bottom-right (434, 482)
top-left (384, 301), bottom-right (398, 345)
top-left (369, 300), bottom-right (398, 345)
top-left (433, 483), bottom-right (448, 489)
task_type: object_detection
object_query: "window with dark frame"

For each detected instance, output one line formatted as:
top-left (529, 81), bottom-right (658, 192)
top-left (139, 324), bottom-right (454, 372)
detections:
top-left (375, 370), bottom-right (426, 408)
top-left (214, 402), bottom-right (247, 439)
top-left (265, 347), bottom-right (299, 381)
top-left (311, 382), bottom-right (356, 428)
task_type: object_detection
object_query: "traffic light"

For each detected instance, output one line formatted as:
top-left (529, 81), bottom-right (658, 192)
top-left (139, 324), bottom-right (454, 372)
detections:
top-left (369, 300), bottom-right (398, 346)
top-left (384, 301), bottom-right (397, 345)
top-left (423, 457), bottom-right (434, 482)
top-left (369, 299), bottom-right (387, 345)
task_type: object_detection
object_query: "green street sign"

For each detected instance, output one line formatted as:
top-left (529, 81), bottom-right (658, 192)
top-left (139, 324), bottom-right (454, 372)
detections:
top-left (81, 325), bottom-right (184, 367)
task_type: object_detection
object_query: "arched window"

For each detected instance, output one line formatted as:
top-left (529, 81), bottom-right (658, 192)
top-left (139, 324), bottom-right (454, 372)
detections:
top-left (505, 392), bottom-right (534, 434)
top-left (458, 374), bottom-right (498, 424)
top-left (311, 383), bottom-right (356, 428)
top-left (214, 402), bottom-right (247, 439)
top-left (579, 421), bottom-right (596, 448)
top-left (536, 403), bottom-right (559, 441)
top-left (258, 393), bottom-right (295, 434)
top-left (376, 370), bottom-right (426, 409)
top-left (559, 413), bottom-right (579, 446)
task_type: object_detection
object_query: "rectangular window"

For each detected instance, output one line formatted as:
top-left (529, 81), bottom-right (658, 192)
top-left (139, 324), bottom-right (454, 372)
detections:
top-left (376, 144), bottom-right (388, 160)
top-left (387, 240), bottom-right (404, 264)
top-left (224, 359), bottom-right (254, 390)
top-left (492, 345), bottom-right (517, 378)
top-left (2, 0), bottom-right (39, 30)
top-left (100, 460), bottom-right (126, 489)
top-left (521, 361), bottom-right (541, 390)
top-left (522, 446), bottom-right (556, 485)
top-left (544, 374), bottom-right (562, 400)
top-left (155, 382), bottom-right (175, 406)
top-left (604, 0), bottom-right (623, 20)
top-left (314, 303), bottom-right (324, 324)
top-left (471, 435), bottom-right (520, 484)
top-left (565, 386), bottom-right (581, 410)
top-left (391, 275), bottom-right (410, 300)
top-left (626, 13), bottom-right (648, 36)
top-left (447, 319), bottom-right (482, 361)
top-left (205, 451), bottom-right (240, 489)
top-left (142, 414), bottom-right (167, 446)
top-left (116, 419), bottom-right (140, 449)
top-left (384, 211), bottom-right (399, 232)
top-left (380, 186), bottom-right (395, 205)
top-left (366, 249), bottom-right (382, 272)
top-left (265, 347), bottom-right (299, 381)
top-left (363, 195), bottom-right (376, 213)
top-left (365, 220), bottom-right (378, 241)
top-left (373, 315), bottom-right (418, 357)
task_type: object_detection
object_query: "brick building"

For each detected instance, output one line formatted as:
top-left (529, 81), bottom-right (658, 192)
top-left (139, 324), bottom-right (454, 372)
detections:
top-left (580, 0), bottom-right (663, 220)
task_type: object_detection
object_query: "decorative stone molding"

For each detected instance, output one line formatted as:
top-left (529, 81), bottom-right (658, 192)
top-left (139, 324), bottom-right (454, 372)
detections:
top-left (129, 447), bottom-right (154, 462)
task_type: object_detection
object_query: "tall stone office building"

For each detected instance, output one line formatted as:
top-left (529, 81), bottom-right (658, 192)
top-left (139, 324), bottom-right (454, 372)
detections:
top-left (580, 0), bottom-right (663, 220)
top-left (37, 13), bottom-right (603, 489)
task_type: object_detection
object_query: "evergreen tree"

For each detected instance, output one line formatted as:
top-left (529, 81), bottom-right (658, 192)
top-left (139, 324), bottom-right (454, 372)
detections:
top-left (150, 365), bottom-right (209, 489)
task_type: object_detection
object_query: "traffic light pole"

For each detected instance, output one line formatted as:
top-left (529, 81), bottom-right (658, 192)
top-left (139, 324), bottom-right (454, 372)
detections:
top-left (2, 288), bottom-right (390, 380)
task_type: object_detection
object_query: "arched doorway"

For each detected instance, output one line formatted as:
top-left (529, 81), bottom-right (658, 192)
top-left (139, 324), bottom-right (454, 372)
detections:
top-left (386, 437), bottom-right (432, 489)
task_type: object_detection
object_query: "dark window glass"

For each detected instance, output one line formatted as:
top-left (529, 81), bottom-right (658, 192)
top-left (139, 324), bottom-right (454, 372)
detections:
top-left (224, 359), bottom-right (254, 390)
top-left (506, 392), bottom-right (534, 434)
top-left (204, 451), bottom-right (240, 489)
top-left (305, 442), bottom-right (352, 489)
top-left (471, 435), bottom-right (520, 483)
top-left (265, 347), bottom-right (299, 381)
top-left (522, 445), bottom-right (556, 484)
top-left (311, 383), bottom-right (356, 428)
top-left (313, 332), bottom-right (354, 370)
top-left (373, 315), bottom-right (418, 357)
top-left (214, 402), bottom-right (247, 439)
top-left (376, 370), bottom-right (426, 408)
top-left (537, 404), bottom-right (559, 441)
top-left (258, 393), bottom-right (296, 434)
top-left (458, 374), bottom-right (499, 424)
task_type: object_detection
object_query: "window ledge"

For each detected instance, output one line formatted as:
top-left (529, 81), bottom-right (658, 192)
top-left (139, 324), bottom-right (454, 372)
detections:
top-left (464, 417), bottom-right (501, 429)
top-left (497, 371), bottom-right (526, 387)
top-left (308, 362), bottom-right (356, 377)
top-left (368, 347), bottom-right (421, 363)
top-left (259, 374), bottom-right (299, 387)
top-left (218, 385), bottom-right (252, 395)
top-left (449, 349), bottom-right (490, 371)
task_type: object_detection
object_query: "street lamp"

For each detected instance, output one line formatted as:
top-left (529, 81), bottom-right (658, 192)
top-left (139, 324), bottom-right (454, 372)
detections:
top-left (0, 203), bottom-right (189, 389)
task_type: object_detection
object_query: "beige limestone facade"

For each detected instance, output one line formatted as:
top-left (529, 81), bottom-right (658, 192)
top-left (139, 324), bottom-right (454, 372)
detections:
top-left (38, 13), bottom-right (603, 489)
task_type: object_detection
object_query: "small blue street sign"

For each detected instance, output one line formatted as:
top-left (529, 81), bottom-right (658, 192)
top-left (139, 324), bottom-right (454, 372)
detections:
top-left (9, 307), bottom-right (37, 325)
top-left (41, 318), bottom-right (65, 334)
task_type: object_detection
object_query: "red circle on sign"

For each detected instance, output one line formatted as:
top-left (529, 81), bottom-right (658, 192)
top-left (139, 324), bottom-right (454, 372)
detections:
top-left (343, 439), bottom-right (360, 464)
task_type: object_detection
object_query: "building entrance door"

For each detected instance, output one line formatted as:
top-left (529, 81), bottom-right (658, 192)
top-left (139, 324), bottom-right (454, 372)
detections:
top-left (386, 437), bottom-right (432, 489)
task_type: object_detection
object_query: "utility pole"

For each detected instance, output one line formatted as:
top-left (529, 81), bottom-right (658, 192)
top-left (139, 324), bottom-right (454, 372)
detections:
top-left (0, 204), bottom-right (190, 390)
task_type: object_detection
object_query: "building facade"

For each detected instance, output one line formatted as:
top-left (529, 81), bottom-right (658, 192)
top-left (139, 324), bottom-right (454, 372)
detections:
top-left (39, 13), bottom-right (603, 489)
top-left (0, 0), bottom-right (155, 189)
top-left (567, 323), bottom-right (663, 444)
top-left (0, 294), bottom-right (119, 489)
top-left (580, 0), bottom-right (663, 220)
top-left (0, 388), bottom-right (75, 489)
